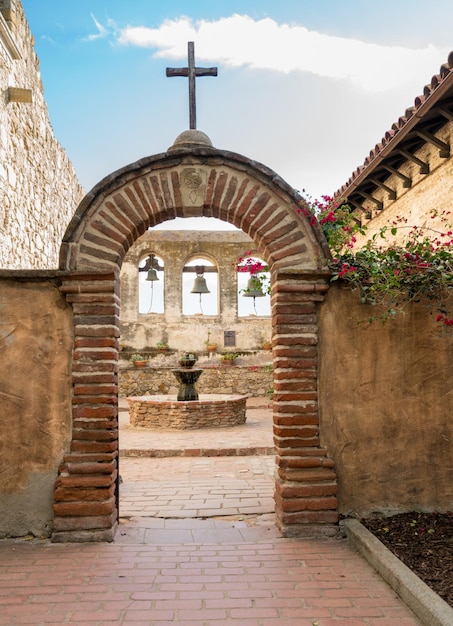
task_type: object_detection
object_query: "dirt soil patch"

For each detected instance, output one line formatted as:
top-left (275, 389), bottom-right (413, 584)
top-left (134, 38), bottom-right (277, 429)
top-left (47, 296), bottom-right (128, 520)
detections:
top-left (362, 511), bottom-right (452, 606)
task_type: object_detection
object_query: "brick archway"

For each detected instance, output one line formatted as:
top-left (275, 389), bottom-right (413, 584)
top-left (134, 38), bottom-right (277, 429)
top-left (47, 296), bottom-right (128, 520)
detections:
top-left (53, 137), bottom-right (338, 542)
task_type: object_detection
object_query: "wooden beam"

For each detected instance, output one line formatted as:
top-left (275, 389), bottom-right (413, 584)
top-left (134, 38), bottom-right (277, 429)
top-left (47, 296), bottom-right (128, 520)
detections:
top-left (356, 191), bottom-right (383, 210)
top-left (347, 198), bottom-right (366, 213)
top-left (381, 165), bottom-right (412, 188)
top-left (437, 106), bottom-right (453, 122)
top-left (369, 178), bottom-right (397, 200)
top-left (182, 266), bottom-right (218, 273)
top-left (397, 149), bottom-right (429, 174)
top-left (415, 129), bottom-right (450, 157)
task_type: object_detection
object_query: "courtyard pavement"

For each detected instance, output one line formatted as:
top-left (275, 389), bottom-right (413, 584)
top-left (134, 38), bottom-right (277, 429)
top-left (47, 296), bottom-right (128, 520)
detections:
top-left (0, 399), bottom-right (421, 625)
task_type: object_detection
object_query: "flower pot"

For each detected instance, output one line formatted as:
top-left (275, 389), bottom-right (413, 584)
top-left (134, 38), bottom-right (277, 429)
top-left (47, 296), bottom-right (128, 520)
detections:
top-left (133, 360), bottom-right (148, 368)
top-left (206, 344), bottom-right (217, 353)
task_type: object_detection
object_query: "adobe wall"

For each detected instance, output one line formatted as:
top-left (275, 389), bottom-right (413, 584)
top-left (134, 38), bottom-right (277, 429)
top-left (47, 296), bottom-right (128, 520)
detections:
top-left (318, 282), bottom-right (452, 517)
top-left (0, 0), bottom-right (84, 269)
top-left (352, 121), bottom-right (453, 247)
top-left (0, 274), bottom-right (73, 537)
top-left (120, 230), bottom-right (272, 352)
top-left (0, 272), bottom-right (450, 537)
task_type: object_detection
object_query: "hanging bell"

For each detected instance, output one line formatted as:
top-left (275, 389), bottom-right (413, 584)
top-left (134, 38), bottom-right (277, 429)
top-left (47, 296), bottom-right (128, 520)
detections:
top-left (191, 275), bottom-right (210, 294)
top-left (243, 276), bottom-right (265, 298)
top-left (146, 268), bottom-right (159, 281)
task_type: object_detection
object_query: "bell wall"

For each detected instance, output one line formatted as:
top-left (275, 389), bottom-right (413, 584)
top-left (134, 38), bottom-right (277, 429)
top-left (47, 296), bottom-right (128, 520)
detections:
top-left (120, 230), bottom-right (272, 352)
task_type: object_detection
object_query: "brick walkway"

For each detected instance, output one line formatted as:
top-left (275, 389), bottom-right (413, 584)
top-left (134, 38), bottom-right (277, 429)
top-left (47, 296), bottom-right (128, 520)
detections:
top-left (0, 399), bottom-right (421, 625)
top-left (119, 397), bottom-right (274, 456)
top-left (119, 456), bottom-right (275, 519)
top-left (0, 534), bottom-right (420, 625)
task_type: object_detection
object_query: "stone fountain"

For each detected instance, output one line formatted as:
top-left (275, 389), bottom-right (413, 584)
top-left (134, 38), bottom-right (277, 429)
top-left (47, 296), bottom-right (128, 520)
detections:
top-left (172, 353), bottom-right (202, 401)
top-left (127, 352), bottom-right (247, 430)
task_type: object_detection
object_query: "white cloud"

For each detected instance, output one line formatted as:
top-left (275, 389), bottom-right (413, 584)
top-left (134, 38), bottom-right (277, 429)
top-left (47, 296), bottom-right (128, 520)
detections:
top-left (116, 14), bottom-right (447, 93)
top-left (85, 14), bottom-right (114, 42)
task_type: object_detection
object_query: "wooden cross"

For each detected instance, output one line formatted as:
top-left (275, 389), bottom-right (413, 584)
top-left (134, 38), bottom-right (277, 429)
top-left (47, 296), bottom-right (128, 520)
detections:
top-left (166, 41), bottom-right (218, 130)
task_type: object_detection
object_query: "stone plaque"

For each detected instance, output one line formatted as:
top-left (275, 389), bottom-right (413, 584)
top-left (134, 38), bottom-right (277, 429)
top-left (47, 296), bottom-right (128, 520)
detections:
top-left (224, 330), bottom-right (236, 347)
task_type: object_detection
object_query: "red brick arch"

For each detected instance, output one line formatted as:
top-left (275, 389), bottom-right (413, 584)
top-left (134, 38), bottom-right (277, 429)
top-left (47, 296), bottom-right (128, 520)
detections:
top-left (53, 142), bottom-right (338, 542)
top-left (60, 147), bottom-right (329, 272)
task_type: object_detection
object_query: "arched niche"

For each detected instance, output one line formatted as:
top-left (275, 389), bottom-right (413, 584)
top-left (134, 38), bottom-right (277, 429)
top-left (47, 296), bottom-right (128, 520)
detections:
top-left (182, 253), bottom-right (219, 316)
top-left (138, 253), bottom-right (164, 315)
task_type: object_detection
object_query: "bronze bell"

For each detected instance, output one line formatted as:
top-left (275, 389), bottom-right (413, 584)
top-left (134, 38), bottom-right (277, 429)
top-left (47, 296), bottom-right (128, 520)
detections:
top-left (243, 276), bottom-right (265, 298)
top-left (146, 268), bottom-right (159, 281)
top-left (191, 275), bottom-right (210, 294)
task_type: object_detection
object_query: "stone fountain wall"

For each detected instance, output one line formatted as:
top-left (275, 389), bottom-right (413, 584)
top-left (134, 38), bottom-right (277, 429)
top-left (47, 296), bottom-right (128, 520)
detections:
top-left (128, 394), bottom-right (247, 430)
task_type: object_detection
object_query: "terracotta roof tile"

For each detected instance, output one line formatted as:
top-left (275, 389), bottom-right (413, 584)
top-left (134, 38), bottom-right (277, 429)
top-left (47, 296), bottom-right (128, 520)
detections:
top-left (336, 51), bottom-right (453, 200)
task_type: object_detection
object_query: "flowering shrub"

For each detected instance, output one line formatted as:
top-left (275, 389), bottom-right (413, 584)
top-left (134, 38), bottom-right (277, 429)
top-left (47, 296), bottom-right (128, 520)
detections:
top-left (301, 194), bottom-right (453, 328)
top-left (236, 251), bottom-right (270, 296)
top-left (297, 193), bottom-right (367, 253)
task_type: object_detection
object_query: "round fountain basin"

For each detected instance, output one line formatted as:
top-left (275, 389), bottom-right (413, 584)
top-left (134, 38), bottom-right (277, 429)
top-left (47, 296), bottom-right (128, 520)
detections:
top-left (127, 394), bottom-right (247, 430)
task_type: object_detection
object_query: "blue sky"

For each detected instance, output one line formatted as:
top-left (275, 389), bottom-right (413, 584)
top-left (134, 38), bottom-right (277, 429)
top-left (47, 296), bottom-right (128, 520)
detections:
top-left (22, 1), bottom-right (452, 203)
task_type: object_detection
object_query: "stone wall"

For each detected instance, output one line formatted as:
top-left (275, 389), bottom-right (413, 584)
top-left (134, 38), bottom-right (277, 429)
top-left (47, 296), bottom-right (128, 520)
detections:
top-left (0, 0), bottom-right (84, 269)
top-left (119, 363), bottom-right (274, 398)
top-left (352, 121), bottom-right (453, 247)
top-left (318, 282), bottom-right (452, 517)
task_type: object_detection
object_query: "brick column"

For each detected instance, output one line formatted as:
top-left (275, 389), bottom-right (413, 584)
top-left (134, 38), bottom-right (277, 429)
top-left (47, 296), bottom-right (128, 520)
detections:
top-left (52, 271), bottom-right (120, 542)
top-left (272, 271), bottom-right (338, 537)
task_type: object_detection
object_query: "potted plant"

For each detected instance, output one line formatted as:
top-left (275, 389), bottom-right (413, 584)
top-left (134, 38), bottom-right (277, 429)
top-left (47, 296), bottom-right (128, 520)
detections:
top-left (156, 341), bottom-right (169, 353)
top-left (179, 352), bottom-right (197, 368)
top-left (220, 352), bottom-right (238, 366)
top-left (130, 353), bottom-right (149, 368)
top-left (205, 332), bottom-right (217, 353)
top-left (262, 340), bottom-right (272, 351)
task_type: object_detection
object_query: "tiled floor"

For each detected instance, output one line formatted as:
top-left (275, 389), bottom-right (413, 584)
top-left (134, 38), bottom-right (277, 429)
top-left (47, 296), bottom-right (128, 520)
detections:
top-left (0, 399), bottom-right (421, 624)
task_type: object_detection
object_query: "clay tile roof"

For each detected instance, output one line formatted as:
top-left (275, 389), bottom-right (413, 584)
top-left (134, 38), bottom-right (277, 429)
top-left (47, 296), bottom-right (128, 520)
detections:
top-left (335, 51), bottom-right (453, 203)
top-left (440, 64), bottom-right (450, 78)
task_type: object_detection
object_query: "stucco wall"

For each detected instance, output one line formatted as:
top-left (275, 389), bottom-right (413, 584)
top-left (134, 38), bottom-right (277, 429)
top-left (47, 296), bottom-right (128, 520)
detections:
top-left (0, 0), bottom-right (84, 269)
top-left (318, 282), bottom-right (452, 517)
top-left (0, 276), bottom-right (73, 537)
top-left (0, 274), bottom-right (451, 537)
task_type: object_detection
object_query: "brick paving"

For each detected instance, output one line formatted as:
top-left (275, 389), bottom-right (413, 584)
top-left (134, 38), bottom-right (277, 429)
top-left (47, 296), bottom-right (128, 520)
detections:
top-left (0, 400), bottom-right (421, 624)
top-left (119, 456), bottom-right (276, 519)
top-left (0, 534), bottom-right (420, 625)
top-left (119, 397), bottom-right (274, 456)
